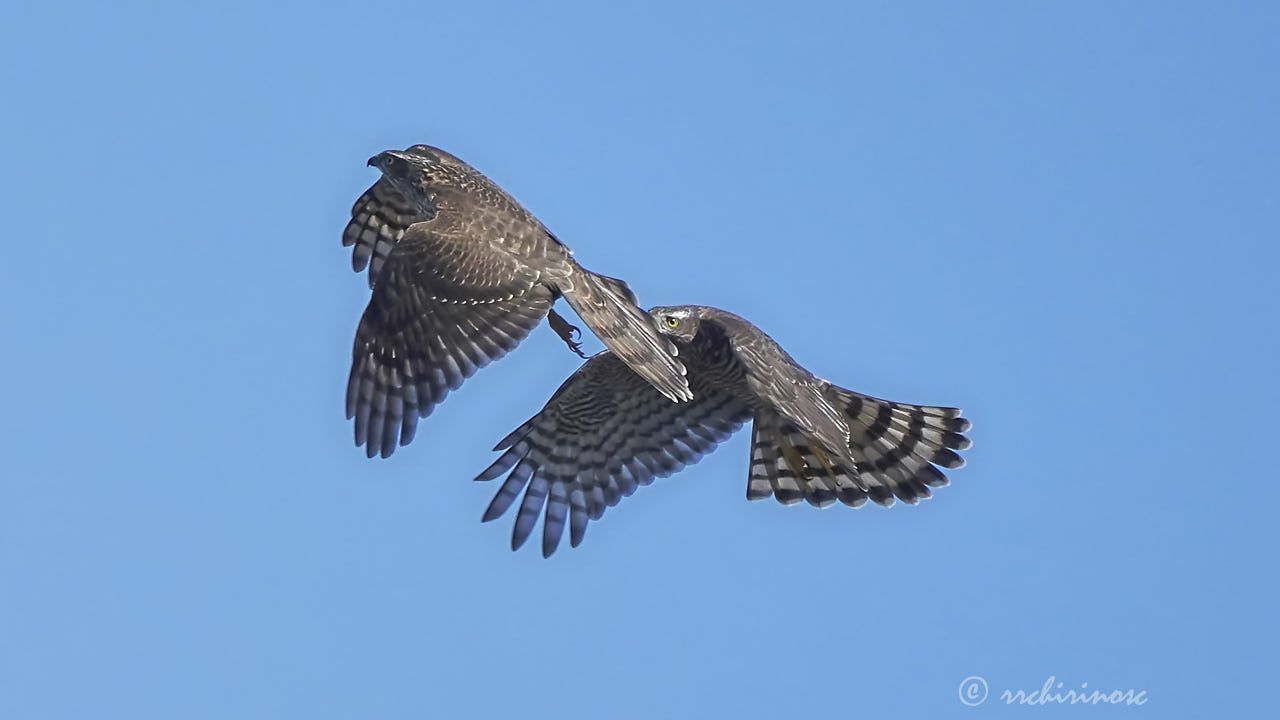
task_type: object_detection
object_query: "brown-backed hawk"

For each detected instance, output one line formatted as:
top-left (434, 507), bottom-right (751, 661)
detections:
top-left (342, 145), bottom-right (692, 458)
top-left (476, 305), bottom-right (972, 556)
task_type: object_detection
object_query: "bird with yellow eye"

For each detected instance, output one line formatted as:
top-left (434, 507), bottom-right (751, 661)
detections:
top-left (477, 304), bottom-right (970, 557)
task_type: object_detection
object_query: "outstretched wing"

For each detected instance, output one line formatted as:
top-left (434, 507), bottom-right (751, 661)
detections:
top-left (747, 388), bottom-right (971, 509)
top-left (694, 308), bottom-right (971, 509)
top-left (824, 387), bottom-right (972, 506)
top-left (342, 179), bottom-right (420, 287)
top-left (347, 221), bottom-right (554, 458)
top-left (475, 351), bottom-right (750, 557)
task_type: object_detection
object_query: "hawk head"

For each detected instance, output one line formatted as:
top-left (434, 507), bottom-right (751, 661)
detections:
top-left (649, 306), bottom-right (702, 342)
top-left (368, 145), bottom-right (469, 175)
top-left (366, 144), bottom-right (471, 214)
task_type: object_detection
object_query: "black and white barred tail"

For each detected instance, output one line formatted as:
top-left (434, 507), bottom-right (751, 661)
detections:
top-left (746, 388), bottom-right (971, 508)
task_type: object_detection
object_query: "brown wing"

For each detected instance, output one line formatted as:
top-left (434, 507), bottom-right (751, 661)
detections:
top-left (822, 387), bottom-right (972, 506)
top-left (724, 321), bottom-right (855, 469)
top-left (558, 267), bottom-right (692, 403)
top-left (342, 179), bottom-right (420, 287)
top-left (743, 394), bottom-right (971, 509)
top-left (702, 308), bottom-right (971, 508)
top-left (474, 351), bottom-right (750, 557)
top-left (347, 222), bottom-right (554, 458)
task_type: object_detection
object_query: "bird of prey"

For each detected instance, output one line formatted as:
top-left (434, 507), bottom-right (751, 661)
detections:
top-left (342, 145), bottom-right (692, 458)
top-left (476, 305), bottom-right (972, 557)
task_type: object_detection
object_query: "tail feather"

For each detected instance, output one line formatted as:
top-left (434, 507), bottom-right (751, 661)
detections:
top-left (824, 385), bottom-right (972, 508)
top-left (746, 416), bottom-right (856, 508)
top-left (559, 266), bottom-right (692, 403)
top-left (745, 390), bottom-right (971, 510)
top-left (746, 433), bottom-right (774, 501)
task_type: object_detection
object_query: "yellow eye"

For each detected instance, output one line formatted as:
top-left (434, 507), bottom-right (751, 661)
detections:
top-left (664, 316), bottom-right (680, 328)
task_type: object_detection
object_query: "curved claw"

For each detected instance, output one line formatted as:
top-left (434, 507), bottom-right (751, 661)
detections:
top-left (547, 309), bottom-right (588, 358)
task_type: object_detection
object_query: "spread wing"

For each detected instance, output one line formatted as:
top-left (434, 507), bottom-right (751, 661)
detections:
top-left (474, 351), bottom-right (750, 557)
top-left (728, 326), bottom-right (856, 470)
top-left (822, 387), bottom-right (972, 506)
top-left (744, 388), bottom-right (971, 510)
top-left (347, 221), bottom-right (554, 458)
top-left (342, 179), bottom-right (421, 287)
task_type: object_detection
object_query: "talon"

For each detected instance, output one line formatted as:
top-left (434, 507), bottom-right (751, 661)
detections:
top-left (548, 310), bottom-right (587, 358)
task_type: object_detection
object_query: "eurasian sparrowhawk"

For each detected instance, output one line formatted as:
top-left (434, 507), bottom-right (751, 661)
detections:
top-left (342, 145), bottom-right (691, 458)
top-left (476, 305), bottom-right (971, 556)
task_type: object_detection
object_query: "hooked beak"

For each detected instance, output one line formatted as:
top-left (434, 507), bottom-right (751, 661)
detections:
top-left (368, 150), bottom-right (409, 168)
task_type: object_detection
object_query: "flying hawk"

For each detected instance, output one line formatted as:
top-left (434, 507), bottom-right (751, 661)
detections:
top-left (342, 145), bottom-right (692, 458)
top-left (477, 305), bottom-right (971, 556)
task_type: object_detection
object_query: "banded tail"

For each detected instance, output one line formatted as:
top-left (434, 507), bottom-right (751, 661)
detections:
top-left (747, 389), bottom-right (971, 508)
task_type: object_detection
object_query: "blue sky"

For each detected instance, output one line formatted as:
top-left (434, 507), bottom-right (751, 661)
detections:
top-left (1, 1), bottom-right (1276, 717)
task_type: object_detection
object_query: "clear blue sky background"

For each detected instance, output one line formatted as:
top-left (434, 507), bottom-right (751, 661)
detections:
top-left (1, 1), bottom-right (1275, 717)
